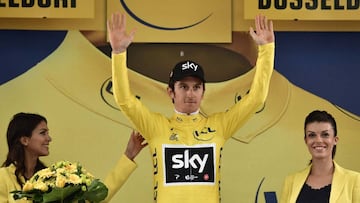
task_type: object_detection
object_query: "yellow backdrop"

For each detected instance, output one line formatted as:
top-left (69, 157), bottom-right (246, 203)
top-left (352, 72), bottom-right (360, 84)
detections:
top-left (1, 0), bottom-right (360, 202)
top-left (0, 30), bottom-right (359, 203)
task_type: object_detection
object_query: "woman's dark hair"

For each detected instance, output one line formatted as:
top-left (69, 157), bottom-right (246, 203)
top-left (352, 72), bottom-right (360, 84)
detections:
top-left (304, 110), bottom-right (337, 160)
top-left (2, 112), bottom-right (48, 186)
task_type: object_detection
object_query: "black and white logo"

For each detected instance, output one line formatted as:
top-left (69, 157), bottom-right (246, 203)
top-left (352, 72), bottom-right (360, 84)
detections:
top-left (181, 61), bottom-right (198, 71)
top-left (163, 144), bottom-right (215, 185)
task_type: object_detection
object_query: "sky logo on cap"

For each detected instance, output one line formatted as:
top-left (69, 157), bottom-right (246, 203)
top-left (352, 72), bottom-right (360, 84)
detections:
top-left (181, 61), bottom-right (199, 72)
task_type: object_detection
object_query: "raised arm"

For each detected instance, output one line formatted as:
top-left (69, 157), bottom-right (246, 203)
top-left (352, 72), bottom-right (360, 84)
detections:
top-left (221, 15), bottom-right (275, 140)
top-left (249, 14), bottom-right (275, 45)
top-left (103, 131), bottom-right (147, 202)
top-left (107, 12), bottom-right (136, 54)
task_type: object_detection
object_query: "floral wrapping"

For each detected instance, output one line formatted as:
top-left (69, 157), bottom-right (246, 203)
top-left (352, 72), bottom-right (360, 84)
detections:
top-left (11, 161), bottom-right (108, 203)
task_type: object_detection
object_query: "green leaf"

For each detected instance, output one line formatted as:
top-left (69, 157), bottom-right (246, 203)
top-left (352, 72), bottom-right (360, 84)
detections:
top-left (83, 179), bottom-right (108, 203)
top-left (11, 191), bottom-right (34, 200)
top-left (11, 189), bottom-right (43, 202)
top-left (42, 185), bottom-right (81, 203)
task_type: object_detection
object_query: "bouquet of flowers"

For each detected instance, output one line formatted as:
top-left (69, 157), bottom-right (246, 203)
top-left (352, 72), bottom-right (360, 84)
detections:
top-left (11, 161), bottom-right (108, 203)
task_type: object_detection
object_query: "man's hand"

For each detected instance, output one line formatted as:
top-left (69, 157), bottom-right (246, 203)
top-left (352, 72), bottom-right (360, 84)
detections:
top-left (249, 14), bottom-right (275, 45)
top-left (107, 12), bottom-right (136, 54)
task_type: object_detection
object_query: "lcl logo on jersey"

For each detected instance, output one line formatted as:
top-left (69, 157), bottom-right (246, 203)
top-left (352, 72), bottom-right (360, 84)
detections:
top-left (163, 144), bottom-right (215, 185)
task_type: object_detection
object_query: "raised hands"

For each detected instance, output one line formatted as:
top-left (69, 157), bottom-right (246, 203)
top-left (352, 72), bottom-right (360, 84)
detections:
top-left (249, 15), bottom-right (275, 45)
top-left (107, 12), bottom-right (136, 54)
top-left (125, 130), bottom-right (148, 161)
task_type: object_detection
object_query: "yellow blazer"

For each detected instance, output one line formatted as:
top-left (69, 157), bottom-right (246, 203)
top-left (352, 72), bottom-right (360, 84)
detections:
top-left (0, 155), bottom-right (136, 203)
top-left (280, 161), bottom-right (360, 203)
top-left (0, 164), bottom-right (29, 203)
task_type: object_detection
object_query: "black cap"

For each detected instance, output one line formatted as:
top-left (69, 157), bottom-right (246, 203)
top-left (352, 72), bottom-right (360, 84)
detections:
top-left (169, 60), bottom-right (205, 82)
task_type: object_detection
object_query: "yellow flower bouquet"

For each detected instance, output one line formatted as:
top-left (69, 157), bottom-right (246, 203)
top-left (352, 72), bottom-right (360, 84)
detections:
top-left (11, 161), bottom-right (108, 203)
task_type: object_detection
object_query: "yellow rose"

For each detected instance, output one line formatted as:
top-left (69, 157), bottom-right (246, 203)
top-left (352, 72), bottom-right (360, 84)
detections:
top-left (56, 175), bottom-right (66, 188)
top-left (34, 182), bottom-right (48, 192)
top-left (37, 168), bottom-right (54, 179)
top-left (68, 174), bottom-right (81, 185)
top-left (56, 168), bottom-right (66, 175)
top-left (22, 182), bottom-right (34, 192)
top-left (65, 163), bottom-right (77, 173)
top-left (86, 172), bottom-right (94, 178)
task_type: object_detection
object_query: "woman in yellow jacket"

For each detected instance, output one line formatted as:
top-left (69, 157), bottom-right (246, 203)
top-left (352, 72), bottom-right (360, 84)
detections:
top-left (0, 112), bottom-right (147, 203)
top-left (280, 110), bottom-right (360, 203)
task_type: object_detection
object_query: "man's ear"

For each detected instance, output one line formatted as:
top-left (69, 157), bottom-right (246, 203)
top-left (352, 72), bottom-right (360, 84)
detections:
top-left (20, 136), bottom-right (29, 146)
top-left (167, 87), bottom-right (174, 98)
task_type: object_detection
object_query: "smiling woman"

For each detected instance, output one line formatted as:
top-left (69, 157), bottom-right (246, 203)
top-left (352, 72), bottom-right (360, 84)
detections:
top-left (280, 110), bottom-right (360, 203)
top-left (0, 113), bottom-right (50, 191)
top-left (0, 112), bottom-right (148, 203)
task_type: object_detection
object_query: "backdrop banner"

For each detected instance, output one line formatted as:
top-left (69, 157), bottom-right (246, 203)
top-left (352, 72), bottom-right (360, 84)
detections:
top-left (244, 0), bottom-right (360, 20)
top-left (0, 0), bottom-right (95, 18)
top-left (1, 30), bottom-right (359, 203)
top-left (107, 0), bottom-right (232, 42)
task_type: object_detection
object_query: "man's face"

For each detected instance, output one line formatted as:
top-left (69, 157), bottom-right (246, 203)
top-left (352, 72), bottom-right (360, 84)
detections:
top-left (168, 76), bottom-right (204, 114)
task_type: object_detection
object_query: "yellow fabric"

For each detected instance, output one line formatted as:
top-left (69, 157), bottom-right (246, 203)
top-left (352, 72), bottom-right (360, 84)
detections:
top-left (0, 164), bottom-right (30, 203)
top-left (103, 154), bottom-right (137, 202)
top-left (280, 161), bottom-right (360, 203)
top-left (111, 43), bottom-right (274, 203)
